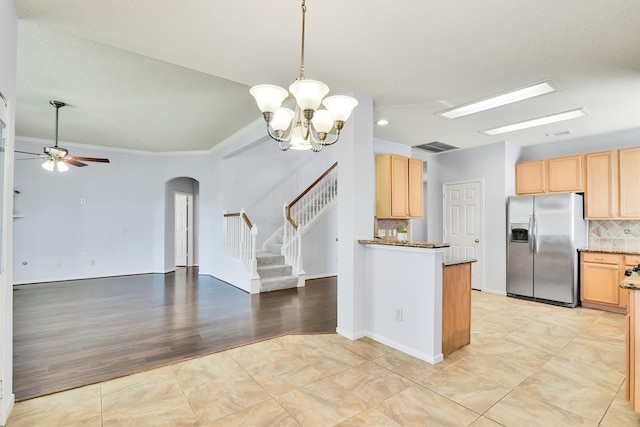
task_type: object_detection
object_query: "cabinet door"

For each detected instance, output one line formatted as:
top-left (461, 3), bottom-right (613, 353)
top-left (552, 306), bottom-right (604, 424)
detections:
top-left (585, 150), bottom-right (617, 219)
top-left (515, 160), bottom-right (546, 195)
top-left (582, 262), bottom-right (620, 305)
top-left (390, 155), bottom-right (409, 217)
top-left (408, 157), bottom-right (423, 218)
top-left (375, 155), bottom-right (393, 218)
top-left (619, 147), bottom-right (640, 218)
top-left (548, 154), bottom-right (584, 193)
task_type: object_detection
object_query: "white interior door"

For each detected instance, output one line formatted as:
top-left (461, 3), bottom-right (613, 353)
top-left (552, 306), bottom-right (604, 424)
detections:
top-left (443, 180), bottom-right (484, 290)
top-left (174, 193), bottom-right (189, 266)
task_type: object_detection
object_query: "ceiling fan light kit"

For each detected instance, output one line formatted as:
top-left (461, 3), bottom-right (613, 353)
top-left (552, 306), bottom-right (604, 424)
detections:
top-left (249, 0), bottom-right (358, 152)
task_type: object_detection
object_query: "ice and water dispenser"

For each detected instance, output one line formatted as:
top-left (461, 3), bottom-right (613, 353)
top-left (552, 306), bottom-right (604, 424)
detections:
top-left (510, 223), bottom-right (529, 242)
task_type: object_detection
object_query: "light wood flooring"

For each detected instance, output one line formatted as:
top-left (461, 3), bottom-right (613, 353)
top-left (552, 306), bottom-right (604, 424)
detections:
top-left (7, 291), bottom-right (640, 426)
top-left (13, 268), bottom-right (336, 401)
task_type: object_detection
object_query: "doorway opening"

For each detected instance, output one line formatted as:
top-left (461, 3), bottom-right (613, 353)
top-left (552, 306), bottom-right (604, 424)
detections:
top-left (165, 177), bottom-right (199, 272)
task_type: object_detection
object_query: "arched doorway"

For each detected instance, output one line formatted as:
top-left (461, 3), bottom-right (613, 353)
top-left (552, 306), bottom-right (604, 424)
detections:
top-left (165, 177), bottom-right (200, 272)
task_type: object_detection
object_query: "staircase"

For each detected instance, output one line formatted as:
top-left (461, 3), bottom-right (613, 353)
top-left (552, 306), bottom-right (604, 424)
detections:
top-left (223, 162), bottom-right (338, 293)
top-left (255, 250), bottom-right (299, 292)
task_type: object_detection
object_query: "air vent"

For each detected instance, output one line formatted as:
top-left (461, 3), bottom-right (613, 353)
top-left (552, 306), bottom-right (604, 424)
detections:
top-left (414, 141), bottom-right (460, 153)
top-left (545, 130), bottom-right (572, 137)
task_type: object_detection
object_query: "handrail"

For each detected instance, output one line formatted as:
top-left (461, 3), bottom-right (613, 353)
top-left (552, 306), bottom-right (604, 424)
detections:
top-left (224, 212), bottom-right (253, 229)
top-left (280, 162), bottom-right (339, 276)
top-left (286, 161), bottom-right (337, 229)
top-left (222, 209), bottom-right (258, 283)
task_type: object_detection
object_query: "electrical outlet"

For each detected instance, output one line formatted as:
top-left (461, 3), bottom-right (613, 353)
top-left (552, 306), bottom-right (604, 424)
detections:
top-left (80, 198), bottom-right (86, 205)
top-left (90, 259), bottom-right (96, 266)
top-left (81, 252), bottom-right (86, 259)
top-left (395, 308), bottom-right (403, 322)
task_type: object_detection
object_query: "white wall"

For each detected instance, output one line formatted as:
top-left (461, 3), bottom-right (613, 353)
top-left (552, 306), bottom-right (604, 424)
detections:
top-left (221, 136), bottom-right (338, 249)
top-left (337, 92), bottom-right (374, 339)
top-left (13, 138), bottom-right (214, 284)
top-left (426, 141), bottom-right (518, 295)
top-left (518, 128), bottom-right (640, 161)
top-left (0, 0), bottom-right (17, 421)
top-left (14, 127), bottom-right (342, 286)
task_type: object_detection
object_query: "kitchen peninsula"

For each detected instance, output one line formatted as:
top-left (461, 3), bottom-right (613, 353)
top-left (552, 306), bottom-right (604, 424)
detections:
top-left (358, 239), bottom-right (475, 364)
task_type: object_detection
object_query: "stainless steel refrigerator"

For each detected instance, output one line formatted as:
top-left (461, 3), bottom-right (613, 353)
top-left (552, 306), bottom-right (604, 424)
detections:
top-left (507, 193), bottom-right (587, 307)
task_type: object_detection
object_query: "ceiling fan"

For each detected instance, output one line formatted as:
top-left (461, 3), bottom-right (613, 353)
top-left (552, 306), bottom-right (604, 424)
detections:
top-left (15, 100), bottom-right (110, 172)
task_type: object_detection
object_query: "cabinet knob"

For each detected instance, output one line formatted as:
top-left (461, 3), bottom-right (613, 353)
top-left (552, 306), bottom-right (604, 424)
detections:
top-left (475, 239), bottom-right (480, 243)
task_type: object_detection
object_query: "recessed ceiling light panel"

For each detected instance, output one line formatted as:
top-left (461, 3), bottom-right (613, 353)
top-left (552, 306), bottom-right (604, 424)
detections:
top-left (435, 80), bottom-right (559, 119)
top-left (481, 108), bottom-right (588, 136)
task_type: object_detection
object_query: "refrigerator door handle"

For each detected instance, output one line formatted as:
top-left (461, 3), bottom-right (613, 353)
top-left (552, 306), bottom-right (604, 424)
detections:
top-left (528, 213), bottom-right (534, 254)
top-left (533, 213), bottom-right (539, 254)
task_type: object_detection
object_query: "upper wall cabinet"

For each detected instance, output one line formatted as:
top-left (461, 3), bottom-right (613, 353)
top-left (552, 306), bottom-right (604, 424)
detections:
top-left (584, 147), bottom-right (640, 219)
top-left (619, 147), bottom-right (640, 218)
top-left (376, 154), bottom-right (423, 219)
top-left (585, 150), bottom-right (618, 219)
top-left (515, 154), bottom-right (584, 195)
top-left (515, 160), bottom-right (546, 195)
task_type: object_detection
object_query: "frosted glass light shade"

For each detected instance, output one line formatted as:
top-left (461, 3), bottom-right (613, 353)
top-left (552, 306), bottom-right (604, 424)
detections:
top-left (250, 84), bottom-right (288, 113)
top-left (311, 109), bottom-right (334, 133)
top-left (289, 124), bottom-right (312, 150)
top-left (271, 108), bottom-right (295, 132)
top-left (42, 159), bottom-right (55, 171)
top-left (57, 161), bottom-right (69, 172)
top-left (323, 95), bottom-right (358, 122)
top-left (289, 79), bottom-right (329, 110)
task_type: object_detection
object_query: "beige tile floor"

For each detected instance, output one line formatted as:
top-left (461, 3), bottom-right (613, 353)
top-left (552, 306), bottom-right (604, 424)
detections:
top-left (7, 291), bottom-right (640, 426)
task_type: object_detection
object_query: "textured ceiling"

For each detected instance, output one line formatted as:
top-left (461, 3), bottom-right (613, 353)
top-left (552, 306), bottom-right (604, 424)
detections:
top-left (13, 0), bottom-right (640, 153)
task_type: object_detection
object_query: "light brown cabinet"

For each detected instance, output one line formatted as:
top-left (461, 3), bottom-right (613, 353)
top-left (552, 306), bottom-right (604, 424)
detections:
top-left (625, 286), bottom-right (640, 412)
top-left (585, 150), bottom-right (618, 219)
top-left (580, 251), bottom-right (634, 314)
top-left (442, 262), bottom-right (471, 355)
top-left (583, 147), bottom-right (640, 219)
top-left (376, 154), bottom-right (423, 219)
top-left (619, 147), bottom-right (640, 218)
top-left (547, 154), bottom-right (584, 193)
top-left (515, 154), bottom-right (583, 195)
top-left (515, 160), bottom-right (546, 195)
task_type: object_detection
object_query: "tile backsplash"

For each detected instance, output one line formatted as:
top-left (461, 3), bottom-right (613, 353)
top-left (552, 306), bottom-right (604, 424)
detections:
top-left (589, 220), bottom-right (640, 251)
top-left (375, 218), bottom-right (410, 240)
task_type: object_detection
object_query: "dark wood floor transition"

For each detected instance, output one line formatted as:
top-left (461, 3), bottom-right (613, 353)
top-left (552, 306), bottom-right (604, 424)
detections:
top-left (13, 269), bottom-right (337, 401)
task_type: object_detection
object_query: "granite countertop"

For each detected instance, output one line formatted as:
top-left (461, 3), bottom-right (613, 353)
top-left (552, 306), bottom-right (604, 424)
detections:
top-left (621, 272), bottom-right (640, 290)
top-left (358, 239), bottom-right (450, 249)
top-left (579, 248), bottom-right (640, 256)
top-left (443, 256), bottom-right (477, 266)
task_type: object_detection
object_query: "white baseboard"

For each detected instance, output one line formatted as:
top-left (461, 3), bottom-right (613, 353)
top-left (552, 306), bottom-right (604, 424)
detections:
top-left (0, 393), bottom-right (15, 427)
top-left (366, 331), bottom-right (443, 365)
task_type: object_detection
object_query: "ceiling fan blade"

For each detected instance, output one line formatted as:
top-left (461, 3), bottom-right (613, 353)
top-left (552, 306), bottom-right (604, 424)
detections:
top-left (70, 156), bottom-right (110, 163)
top-left (15, 150), bottom-right (45, 156)
top-left (63, 159), bottom-right (88, 167)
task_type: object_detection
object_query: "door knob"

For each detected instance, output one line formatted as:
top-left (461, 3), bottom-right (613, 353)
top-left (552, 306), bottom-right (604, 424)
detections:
top-left (475, 239), bottom-right (480, 243)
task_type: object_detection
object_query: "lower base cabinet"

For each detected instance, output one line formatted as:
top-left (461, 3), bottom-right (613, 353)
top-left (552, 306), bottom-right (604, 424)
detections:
top-left (442, 262), bottom-right (472, 355)
top-left (580, 252), bottom-right (637, 313)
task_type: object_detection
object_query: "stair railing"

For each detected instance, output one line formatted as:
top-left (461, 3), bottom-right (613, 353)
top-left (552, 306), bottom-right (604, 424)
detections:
top-left (282, 162), bottom-right (338, 274)
top-left (223, 209), bottom-right (258, 278)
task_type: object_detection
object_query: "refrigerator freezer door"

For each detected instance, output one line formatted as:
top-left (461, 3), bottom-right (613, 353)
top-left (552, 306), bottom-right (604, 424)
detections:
top-left (507, 241), bottom-right (534, 297)
top-left (507, 196), bottom-right (534, 298)
top-left (533, 193), bottom-right (577, 305)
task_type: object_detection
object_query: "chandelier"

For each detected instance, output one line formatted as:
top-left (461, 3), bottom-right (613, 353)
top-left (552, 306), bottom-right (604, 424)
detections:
top-left (249, 0), bottom-right (358, 152)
